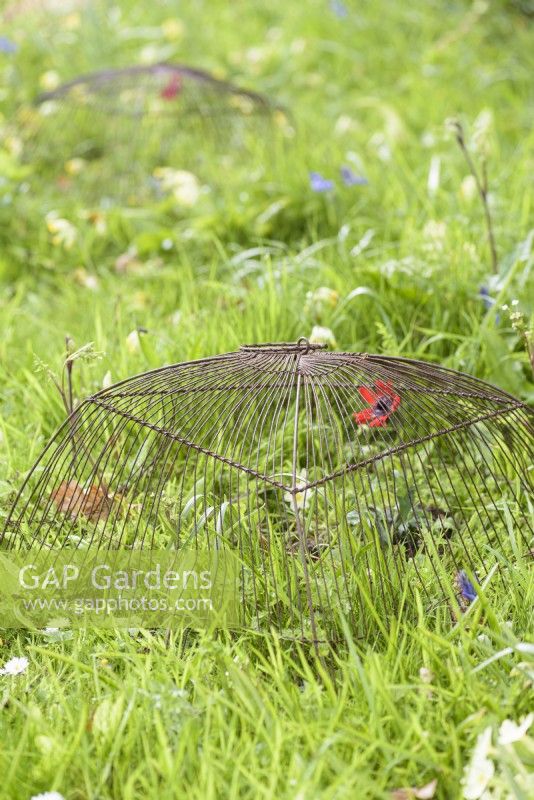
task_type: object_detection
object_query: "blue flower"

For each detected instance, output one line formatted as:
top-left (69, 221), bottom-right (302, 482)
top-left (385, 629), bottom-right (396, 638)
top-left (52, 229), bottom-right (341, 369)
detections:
top-left (340, 166), bottom-right (368, 186)
top-left (456, 570), bottom-right (477, 608)
top-left (0, 37), bottom-right (18, 55)
top-left (330, 0), bottom-right (348, 17)
top-left (479, 286), bottom-right (493, 311)
top-left (479, 286), bottom-right (500, 323)
top-left (309, 172), bottom-right (334, 193)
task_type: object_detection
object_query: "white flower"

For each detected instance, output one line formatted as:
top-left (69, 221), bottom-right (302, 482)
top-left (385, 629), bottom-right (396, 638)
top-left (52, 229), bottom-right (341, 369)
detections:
top-left (312, 287), bottom-right (339, 307)
top-left (245, 45), bottom-right (267, 65)
top-left (284, 470), bottom-right (310, 511)
top-left (462, 727), bottom-right (494, 799)
top-left (139, 43), bottom-right (171, 64)
top-left (309, 325), bottom-right (337, 348)
top-left (460, 175), bottom-right (478, 203)
top-left (30, 792), bottom-right (65, 800)
top-left (125, 330), bottom-right (141, 354)
top-left (38, 100), bottom-right (59, 117)
top-left (305, 287), bottom-right (339, 321)
top-left (472, 109), bottom-right (493, 156)
top-left (289, 37), bottom-right (306, 54)
top-left (369, 131), bottom-right (392, 162)
top-left (92, 696), bottom-right (124, 742)
top-left (497, 713), bottom-right (533, 745)
top-left (115, 248), bottom-right (141, 274)
top-left (0, 656), bottom-right (29, 675)
top-left (423, 220), bottom-right (447, 251)
top-left (153, 168), bottom-right (201, 206)
top-left (421, 130), bottom-right (436, 148)
top-left (73, 268), bottom-right (98, 290)
top-left (419, 667), bottom-right (433, 683)
top-left (335, 115), bottom-right (357, 135)
top-left (46, 213), bottom-right (77, 250)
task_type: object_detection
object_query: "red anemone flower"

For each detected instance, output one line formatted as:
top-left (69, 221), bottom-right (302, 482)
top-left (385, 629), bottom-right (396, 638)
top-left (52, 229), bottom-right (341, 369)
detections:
top-left (160, 74), bottom-right (182, 101)
top-left (353, 380), bottom-right (401, 428)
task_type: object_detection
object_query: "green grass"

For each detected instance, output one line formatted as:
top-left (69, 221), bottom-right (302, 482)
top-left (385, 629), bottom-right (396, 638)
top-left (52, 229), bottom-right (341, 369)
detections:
top-left (0, 0), bottom-right (533, 798)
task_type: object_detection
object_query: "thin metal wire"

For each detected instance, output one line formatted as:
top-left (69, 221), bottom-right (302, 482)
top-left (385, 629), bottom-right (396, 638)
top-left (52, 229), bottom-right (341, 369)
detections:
top-left (2, 340), bottom-right (533, 641)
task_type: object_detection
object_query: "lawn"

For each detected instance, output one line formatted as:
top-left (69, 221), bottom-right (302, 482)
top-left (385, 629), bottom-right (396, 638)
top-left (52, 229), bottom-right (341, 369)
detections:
top-left (0, 1), bottom-right (533, 798)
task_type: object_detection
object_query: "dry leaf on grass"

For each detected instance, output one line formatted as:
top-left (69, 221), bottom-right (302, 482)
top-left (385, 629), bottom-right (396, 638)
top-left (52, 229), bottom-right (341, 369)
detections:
top-left (51, 480), bottom-right (114, 523)
top-left (391, 779), bottom-right (437, 800)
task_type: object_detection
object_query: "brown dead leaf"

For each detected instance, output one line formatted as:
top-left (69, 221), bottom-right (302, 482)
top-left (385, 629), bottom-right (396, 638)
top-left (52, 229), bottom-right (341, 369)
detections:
top-left (391, 779), bottom-right (437, 800)
top-left (51, 480), bottom-right (114, 523)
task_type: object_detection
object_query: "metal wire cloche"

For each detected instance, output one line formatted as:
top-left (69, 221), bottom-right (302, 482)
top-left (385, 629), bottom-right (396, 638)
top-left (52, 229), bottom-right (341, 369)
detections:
top-left (2, 340), bottom-right (533, 642)
top-left (20, 64), bottom-right (278, 203)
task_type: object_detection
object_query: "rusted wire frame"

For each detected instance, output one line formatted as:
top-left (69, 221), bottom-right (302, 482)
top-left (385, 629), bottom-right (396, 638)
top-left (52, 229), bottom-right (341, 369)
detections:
top-left (2, 343), bottom-right (533, 639)
top-left (31, 64), bottom-right (274, 170)
top-left (36, 64), bottom-right (274, 117)
top-left (26, 64), bottom-right (278, 201)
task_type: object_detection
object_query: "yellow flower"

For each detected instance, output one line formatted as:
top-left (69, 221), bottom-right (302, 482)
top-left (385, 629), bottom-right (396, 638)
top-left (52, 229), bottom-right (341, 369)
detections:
top-left (229, 94), bottom-right (255, 115)
top-left (64, 12), bottom-right (81, 30)
top-left (80, 210), bottom-right (107, 235)
top-left (162, 18), bottom-right (184, 41)
top-left (5, 136), bottom-right (23, 158)
top-left (64, 157), bottom-right (86, 176)
top-left (39, 70), bottom-right (60, 92)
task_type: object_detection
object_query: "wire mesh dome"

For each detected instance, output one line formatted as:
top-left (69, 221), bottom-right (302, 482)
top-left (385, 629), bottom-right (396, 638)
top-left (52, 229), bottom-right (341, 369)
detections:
top-left (2, 340), bottom-right (533, 642)
top-left (20, 64), bottom-right (278, 203)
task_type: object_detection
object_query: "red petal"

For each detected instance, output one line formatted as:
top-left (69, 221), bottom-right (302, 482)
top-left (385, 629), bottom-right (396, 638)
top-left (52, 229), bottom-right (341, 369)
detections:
top-left (390, 396), bottom-right (401, 411)
top-left (375, 380), bottom-right (395, 396)
top-left (358, 386), bottom-right (377, 403)
top-left (369, 416), bottom-right (388, 428)
top-left (353, 409), bottom-right (374, 424)
top-left (161, 76), bottom-right (182, 100)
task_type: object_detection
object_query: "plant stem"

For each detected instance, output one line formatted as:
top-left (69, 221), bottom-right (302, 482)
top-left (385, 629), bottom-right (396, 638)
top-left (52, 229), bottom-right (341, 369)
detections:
top-left (454, 128), bottom-right (498, 274)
